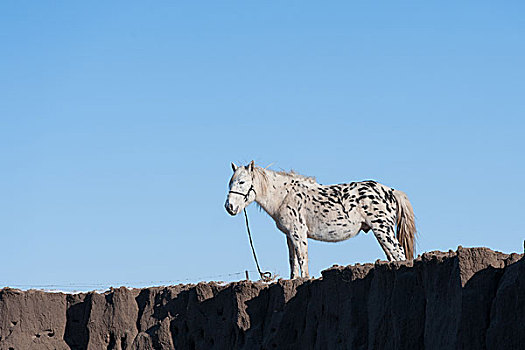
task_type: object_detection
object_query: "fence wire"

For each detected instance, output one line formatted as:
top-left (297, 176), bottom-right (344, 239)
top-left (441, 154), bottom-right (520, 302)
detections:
top-left (1, 270), bottom-right (264, 292)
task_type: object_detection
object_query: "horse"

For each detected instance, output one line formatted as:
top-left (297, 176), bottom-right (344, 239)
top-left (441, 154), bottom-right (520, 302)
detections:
top-left (224, 161), bottom-right (416, 279)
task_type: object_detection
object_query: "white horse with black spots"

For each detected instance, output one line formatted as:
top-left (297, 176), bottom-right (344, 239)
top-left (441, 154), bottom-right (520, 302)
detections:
top-left (225, 161), bottom-right (416, 279)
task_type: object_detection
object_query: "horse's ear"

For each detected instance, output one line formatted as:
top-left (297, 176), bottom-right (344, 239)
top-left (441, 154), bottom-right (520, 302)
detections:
top-left (248, 160), bottom-right (255, 172)
top-left (231, 162), bottom-right (238, 172)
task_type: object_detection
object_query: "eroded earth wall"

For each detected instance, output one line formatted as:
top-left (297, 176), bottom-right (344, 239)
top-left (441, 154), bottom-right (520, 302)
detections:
top-left (1, 247), bottom-right (524, 350)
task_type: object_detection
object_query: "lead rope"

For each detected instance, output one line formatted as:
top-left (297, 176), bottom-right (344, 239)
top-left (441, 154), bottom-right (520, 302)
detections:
top-left (243, 208), bottom-right (273, 282)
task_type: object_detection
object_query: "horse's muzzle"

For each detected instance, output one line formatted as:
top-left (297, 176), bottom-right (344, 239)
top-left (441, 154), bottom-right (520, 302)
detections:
top-left (225, 202), bottom-right (237, 216)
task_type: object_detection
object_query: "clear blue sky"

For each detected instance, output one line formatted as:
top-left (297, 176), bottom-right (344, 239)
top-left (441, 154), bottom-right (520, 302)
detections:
top-left (1, 2), bottom-right (524, 290)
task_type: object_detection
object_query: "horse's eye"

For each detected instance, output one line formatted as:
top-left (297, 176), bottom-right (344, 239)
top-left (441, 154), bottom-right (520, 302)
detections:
top-left (239, 181), bottom-right (245, 185)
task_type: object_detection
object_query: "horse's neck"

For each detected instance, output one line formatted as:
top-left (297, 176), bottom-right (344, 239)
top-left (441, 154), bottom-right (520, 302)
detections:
top-left (254, 169), bottom-right (292, 218)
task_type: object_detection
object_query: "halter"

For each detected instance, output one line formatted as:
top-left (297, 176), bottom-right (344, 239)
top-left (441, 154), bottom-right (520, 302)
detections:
top-left (228, 185), bottom-right (256, 201)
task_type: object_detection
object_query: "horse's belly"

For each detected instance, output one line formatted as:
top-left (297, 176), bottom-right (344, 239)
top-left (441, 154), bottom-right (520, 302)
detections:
top-left (308, 225), bottom-right (360, 242)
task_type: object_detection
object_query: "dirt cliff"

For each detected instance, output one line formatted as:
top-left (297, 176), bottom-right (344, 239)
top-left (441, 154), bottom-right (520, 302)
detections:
top-left (1, 246), bottom-right (524, 350)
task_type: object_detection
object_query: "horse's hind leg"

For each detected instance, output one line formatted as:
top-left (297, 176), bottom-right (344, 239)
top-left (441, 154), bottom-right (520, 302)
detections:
top-left (370, 221), bottom-right (406, 261)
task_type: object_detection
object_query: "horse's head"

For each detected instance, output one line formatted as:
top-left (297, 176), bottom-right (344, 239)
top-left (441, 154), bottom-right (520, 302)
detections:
top-left (225, 161), bottom-right (257, 216)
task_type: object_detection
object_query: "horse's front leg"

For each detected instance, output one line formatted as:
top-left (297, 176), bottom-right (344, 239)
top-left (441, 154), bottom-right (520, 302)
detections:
top-left (286, 236), bottom-right (300, 278)
top-left (288, 226), bottom-right (309, 278)
top-left (278, 217), bottom-right (309, 278)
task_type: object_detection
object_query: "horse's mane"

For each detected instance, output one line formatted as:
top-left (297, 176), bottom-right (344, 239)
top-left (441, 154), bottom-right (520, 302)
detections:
top-left (275, 169), bottom-right (316, 183)
top-left (255, 167), bottom-right (317, 189)
top-left (251, 167), bottom-right (315, 214)
top-left (252, 167), bottom-right (269, 196)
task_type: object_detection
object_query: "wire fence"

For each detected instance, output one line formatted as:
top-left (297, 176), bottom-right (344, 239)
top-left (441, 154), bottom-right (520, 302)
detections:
top-left (1, 270), bottom-right (265, 292)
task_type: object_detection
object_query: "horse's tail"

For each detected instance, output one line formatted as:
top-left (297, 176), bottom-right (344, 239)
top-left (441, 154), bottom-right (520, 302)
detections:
top-left (393, 189), bottom-right (417, 260)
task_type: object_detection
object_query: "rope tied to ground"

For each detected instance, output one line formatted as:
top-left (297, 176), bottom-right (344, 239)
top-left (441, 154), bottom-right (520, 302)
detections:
top-left (243, 209), bottom-right (274, 282)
